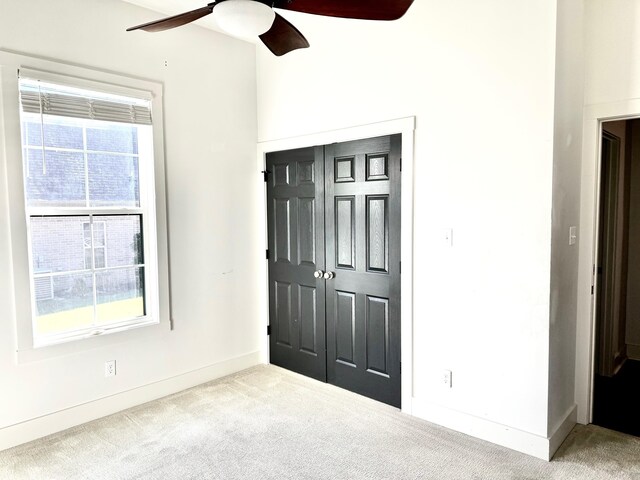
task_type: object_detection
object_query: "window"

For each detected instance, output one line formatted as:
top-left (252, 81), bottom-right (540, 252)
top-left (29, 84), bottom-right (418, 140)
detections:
top-left (17, 70), bottom-right (162, 347)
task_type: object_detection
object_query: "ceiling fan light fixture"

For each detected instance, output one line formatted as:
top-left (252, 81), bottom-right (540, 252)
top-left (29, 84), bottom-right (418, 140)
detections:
top-left (214, 0), bottom-right (276, 40)
top-left (127, 0), bottom-right (415, 56)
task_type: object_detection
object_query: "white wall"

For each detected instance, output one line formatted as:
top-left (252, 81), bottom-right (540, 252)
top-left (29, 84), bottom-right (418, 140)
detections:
top-left (584, 0), bottom-right (640, 106)
top-left (0, 0), bottom-right (260, 447)
top-left (548, 0), bottom-right (583, 436)
top-left (257, 0), bottom-right (558, 441)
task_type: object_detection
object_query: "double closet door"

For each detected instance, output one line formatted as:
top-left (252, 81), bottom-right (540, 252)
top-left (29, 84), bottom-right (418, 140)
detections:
top-left (267, 135), bottom-right (401, 408)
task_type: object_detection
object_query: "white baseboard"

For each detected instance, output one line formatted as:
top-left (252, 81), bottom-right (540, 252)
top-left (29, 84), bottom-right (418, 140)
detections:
top-left (0, 350), bottom-right (261, 452)
top-left (548, 404), bottom-right (577, 459)
top-left (411, 399), bottom-right (576, 461)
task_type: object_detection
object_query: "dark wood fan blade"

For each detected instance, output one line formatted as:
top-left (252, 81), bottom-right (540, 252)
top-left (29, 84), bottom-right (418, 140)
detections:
top-left (272, 0), bottom-right (414, 21)
top-left (259, 13), bottom-right (310, 57)
top-left (127, 4), bottom-right (215, 32)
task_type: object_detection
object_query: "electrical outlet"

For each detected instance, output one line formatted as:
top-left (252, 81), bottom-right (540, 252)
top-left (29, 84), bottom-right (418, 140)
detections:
top-left (444, 228), bottom-right (453, 247)
top-left (105, 360), bottom-right (116, 377)
top-left (442, 370), bottom-right (452, 388)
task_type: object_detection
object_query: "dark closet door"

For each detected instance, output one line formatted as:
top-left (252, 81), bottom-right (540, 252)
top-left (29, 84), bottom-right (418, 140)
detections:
top-left (267, 146), bottom-right (327, 382)
top-left (324, 135), bottom-right (402, 407)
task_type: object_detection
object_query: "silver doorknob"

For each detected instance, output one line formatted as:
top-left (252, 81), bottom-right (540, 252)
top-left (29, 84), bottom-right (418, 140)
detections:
top-left (323, 271), bottom-right (335, 280)
top-left (314, 270), bottom-right (325, 279)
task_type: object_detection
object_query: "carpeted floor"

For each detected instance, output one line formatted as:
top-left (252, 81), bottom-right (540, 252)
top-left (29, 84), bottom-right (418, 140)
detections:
top-left (1, 365), bottom-right (640, 480)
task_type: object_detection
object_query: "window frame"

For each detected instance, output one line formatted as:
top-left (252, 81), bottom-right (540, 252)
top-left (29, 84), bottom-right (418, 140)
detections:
top-left (83, 220), bottom-right (107, 270)
top-left (0, 51), bottom-right (170, 361)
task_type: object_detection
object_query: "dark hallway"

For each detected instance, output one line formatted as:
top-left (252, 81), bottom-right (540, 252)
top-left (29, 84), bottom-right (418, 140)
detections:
top-left (593, 360), bottom-right (640, 437)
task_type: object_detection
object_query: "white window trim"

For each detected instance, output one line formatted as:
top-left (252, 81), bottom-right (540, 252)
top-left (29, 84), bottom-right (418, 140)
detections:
top-left (83, 220), bottom-right (107, 270)
top-left (0, 50), bottom-right (170, 363)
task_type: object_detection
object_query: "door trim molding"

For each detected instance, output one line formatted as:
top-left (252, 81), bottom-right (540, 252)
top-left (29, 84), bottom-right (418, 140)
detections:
top-left (257, 117), bottom-right (416, 413)
top-left (576, 101), bottom-right (640, 424)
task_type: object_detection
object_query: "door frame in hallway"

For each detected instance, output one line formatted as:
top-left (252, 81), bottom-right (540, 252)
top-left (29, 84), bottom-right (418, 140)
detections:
top-left (577, 102), bottom-right (640, 425)
top-left (256, 117), bottom-right (415, 413)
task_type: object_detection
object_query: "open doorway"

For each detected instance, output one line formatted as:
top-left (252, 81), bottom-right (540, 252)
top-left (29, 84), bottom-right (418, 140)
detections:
top-left (592, 119), bottom-right (640, 436)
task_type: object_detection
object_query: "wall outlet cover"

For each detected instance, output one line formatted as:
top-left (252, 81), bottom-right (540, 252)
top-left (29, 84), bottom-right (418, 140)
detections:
top-left (443, 369), bottom-right (452, 388)
top-left (444, 228), bottom-right (453, 247)
top-left (105, 360), bottom-right (116, 377)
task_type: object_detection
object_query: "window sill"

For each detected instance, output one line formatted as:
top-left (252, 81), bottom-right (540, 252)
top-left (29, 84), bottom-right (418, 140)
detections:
top-left (16, 316), bottom-right (163, 364)
top-left (33, 317), bottom-right (159, 349)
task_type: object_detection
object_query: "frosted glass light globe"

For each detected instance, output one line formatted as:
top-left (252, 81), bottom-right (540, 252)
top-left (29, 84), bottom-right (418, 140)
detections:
top-left (215, 0), bottom-right (276, 40)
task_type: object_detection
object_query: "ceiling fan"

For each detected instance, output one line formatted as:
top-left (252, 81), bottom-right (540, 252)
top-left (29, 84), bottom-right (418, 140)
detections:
top-left (127, 0), bottom-right (414, 57)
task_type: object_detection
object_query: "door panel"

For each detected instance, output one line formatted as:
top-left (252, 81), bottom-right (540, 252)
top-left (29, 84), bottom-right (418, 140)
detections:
top-left (274, 199), bottom-right (292, 263)
top-left (365, 295), bottom-right (390, 377)
top-left (267, 147), bottom-right (326, 381)
top-left (325, 135), bottom-right (401, 407)
top-left (367, 195), bottom-right (389, 273)
top-left (336, 196), bottom-right (356, 269)
top-left (267, 135), bottom-right (401, 408)
top-left (298, 197), bottom-right (316, 266)
top-left (275, 281), bottom-right (292, 347)
top-left (335, 290), bottom-right (356, 366)
top-left (298, 285), bottom-right (318, 354)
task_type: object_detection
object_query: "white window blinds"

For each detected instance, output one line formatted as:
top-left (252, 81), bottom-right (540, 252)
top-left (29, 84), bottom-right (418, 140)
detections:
top-left (18, 74), bottom-right (152, 126)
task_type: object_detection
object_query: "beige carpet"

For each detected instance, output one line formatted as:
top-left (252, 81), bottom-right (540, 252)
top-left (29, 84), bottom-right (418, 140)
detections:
top-left (1, 365), bottom-right (639, 479)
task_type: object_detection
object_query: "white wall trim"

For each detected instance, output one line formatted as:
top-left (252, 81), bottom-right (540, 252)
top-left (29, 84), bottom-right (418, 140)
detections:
top-left (412, 399), bottom-right (576, 461)
top-left (0, 350), bottom-right (261, 452)
top-left (576, 99), bottom-right (640, 425)
top-left (548, 404), bottom-right (577, 460)
top-left (256, 116), bottom-right (416, 414)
